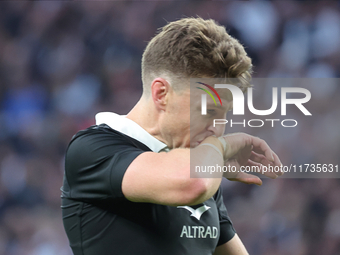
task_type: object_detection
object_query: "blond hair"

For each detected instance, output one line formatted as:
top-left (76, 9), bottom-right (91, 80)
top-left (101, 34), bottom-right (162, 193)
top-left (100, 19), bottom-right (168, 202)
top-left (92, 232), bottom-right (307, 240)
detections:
top-left (141, 17), bottom-right (252, 94)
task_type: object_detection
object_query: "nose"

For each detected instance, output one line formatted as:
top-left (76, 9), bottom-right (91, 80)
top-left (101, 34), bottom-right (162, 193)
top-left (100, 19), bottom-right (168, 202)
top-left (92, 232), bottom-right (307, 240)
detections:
top-left (207, 122), bottom-right (224, 137)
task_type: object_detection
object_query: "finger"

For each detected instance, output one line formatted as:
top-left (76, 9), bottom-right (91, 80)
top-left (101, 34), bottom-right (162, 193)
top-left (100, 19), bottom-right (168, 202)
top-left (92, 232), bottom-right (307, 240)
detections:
top-left (227, 172), bottom-right (262, 186)
top-left (246, 159), bottom-right (263, 170)
top-left (249, 151), bottom-right (273, 166)
top-left (272, 151), bottom-right (284, 176)
top-left (250, 137), bottom-right (274, 163)
top-left (247, 160), bottom-right (278, 179)
top-left (251, 137), bottom-right (283, 178)
top-left (250, 151), bottom-right (283, 177)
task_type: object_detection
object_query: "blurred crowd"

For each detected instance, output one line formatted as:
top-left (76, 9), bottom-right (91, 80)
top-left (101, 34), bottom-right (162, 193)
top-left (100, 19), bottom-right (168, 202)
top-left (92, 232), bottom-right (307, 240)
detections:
top-left (0, 1), bottom-right (339, 255)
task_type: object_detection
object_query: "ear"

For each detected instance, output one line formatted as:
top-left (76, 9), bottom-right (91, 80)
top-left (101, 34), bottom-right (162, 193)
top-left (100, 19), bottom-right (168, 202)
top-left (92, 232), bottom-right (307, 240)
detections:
top-left (151, 78), bottom-right (171, 111)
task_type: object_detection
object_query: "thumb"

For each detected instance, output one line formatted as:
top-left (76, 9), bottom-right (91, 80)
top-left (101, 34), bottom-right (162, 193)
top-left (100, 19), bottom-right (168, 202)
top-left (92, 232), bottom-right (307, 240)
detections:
top-left (227, 172), bottom-right (263, 186)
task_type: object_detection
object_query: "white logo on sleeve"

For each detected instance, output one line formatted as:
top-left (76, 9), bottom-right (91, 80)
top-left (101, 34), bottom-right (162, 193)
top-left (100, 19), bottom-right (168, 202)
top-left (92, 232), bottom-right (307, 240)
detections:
top-left (177, 205), bottom-right (211, 220)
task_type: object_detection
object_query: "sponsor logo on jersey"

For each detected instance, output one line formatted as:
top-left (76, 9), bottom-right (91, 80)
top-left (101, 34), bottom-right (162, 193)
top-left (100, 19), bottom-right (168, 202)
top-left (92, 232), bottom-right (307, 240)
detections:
top-left (180, 225), bottom-right (218, 239)
top-left (177, 205), bottom-right (211, 220)
top-left (177, 204), bottom-right (218, 239)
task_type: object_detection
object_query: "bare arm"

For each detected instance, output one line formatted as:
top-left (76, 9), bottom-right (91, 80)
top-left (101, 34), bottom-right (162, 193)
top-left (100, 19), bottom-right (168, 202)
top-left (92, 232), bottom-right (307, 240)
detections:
top-left (122, 136), bottom-right (224, 206)
top-left (122, 133), bottom-right (282, 206)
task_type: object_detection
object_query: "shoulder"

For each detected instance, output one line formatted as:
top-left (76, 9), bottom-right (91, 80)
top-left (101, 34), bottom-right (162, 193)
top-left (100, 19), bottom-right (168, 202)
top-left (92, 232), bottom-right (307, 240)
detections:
top-left (68, 124), bottom-right (149, 152)
top-left (69, 124), bottom-right (125, 146)
top-left (65, 124), bottom-right (149, 169)
top-left (63, 124), bottom-right (148, 199)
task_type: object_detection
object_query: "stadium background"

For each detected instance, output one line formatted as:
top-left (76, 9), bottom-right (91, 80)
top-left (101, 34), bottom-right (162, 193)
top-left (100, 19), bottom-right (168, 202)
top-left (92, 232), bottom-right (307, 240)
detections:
top-left (0, 1), bottom-right (340, 255)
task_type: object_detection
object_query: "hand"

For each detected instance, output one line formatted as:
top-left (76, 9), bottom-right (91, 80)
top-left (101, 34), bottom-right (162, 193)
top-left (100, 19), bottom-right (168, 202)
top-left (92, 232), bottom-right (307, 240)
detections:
top-left (221, 133), bottom-right (283, 186)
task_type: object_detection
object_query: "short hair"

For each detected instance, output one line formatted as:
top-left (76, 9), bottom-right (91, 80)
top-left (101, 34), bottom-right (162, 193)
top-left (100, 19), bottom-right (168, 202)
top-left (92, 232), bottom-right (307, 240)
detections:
top-left (141, 17), bottom-right (253, 94)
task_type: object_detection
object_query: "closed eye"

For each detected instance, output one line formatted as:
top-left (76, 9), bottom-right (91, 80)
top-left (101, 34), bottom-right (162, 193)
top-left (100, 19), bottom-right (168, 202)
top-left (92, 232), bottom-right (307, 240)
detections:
top-left (207, 109), bottom-right (216, 115)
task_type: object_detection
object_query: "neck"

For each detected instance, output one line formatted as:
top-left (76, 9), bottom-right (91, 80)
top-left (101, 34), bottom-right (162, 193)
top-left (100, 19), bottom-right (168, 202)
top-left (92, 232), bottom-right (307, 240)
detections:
top-left (126, 96), bottom-right (166, 145)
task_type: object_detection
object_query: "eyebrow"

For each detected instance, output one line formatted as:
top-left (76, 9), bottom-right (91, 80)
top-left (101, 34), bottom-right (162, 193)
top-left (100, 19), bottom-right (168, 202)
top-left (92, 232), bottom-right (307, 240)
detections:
top-left (206, 103), bottom-right (226, 110)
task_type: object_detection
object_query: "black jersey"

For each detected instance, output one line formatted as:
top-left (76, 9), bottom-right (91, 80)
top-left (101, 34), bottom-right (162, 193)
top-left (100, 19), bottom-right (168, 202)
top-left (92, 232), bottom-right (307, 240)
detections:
top-left (61, 123), bottom-right (235, 255)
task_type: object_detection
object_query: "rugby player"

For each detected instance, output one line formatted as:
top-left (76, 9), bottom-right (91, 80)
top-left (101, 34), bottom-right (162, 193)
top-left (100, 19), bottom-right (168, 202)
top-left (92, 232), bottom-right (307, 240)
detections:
top-left (61, 17), bottom-right (282, 255)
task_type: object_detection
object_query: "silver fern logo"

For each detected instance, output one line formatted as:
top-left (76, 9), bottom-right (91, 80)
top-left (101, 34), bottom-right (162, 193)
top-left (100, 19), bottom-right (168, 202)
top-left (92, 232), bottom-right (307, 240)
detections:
top-left (177, 205), bottom-right (211, 220)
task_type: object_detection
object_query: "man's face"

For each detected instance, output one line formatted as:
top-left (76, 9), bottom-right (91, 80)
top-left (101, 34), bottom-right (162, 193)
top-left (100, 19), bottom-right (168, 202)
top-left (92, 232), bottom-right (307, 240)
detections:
top-left (189, 86), bottom-right (233, 147)
top-left (160, 83), bottom-right (233, 149)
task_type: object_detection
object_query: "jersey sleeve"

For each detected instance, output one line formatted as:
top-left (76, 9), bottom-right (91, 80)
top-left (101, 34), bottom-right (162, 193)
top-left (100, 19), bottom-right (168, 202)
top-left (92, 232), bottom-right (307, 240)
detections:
top-left (215, 186), bottom-right (236, 246)
top-left (63, 125), bottom-right (145, 202)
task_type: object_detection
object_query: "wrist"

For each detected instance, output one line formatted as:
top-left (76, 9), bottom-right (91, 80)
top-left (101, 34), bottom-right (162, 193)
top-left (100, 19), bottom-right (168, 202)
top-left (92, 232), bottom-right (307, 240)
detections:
top-left (217, 137), bottom-right (227, 153)
top-left (200, 136), bottom-right (225, 160)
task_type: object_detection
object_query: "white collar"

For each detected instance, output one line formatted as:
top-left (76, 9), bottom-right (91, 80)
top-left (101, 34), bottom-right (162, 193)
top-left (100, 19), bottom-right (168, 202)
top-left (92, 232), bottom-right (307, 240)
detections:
top-left (95, 112), bottom-right (169, 152)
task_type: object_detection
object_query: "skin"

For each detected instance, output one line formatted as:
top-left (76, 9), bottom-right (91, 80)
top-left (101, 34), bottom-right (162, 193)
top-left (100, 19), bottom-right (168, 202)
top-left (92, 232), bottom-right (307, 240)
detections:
top-left (127, 78), bottom-right (232, 148)
top-left (123, 77), bottom-right (283, 254)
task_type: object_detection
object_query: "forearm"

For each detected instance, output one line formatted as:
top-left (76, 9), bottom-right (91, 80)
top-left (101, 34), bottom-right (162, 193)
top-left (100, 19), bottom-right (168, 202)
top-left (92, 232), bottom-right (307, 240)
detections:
top-left (122, 135), bottom-right (226, 206)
